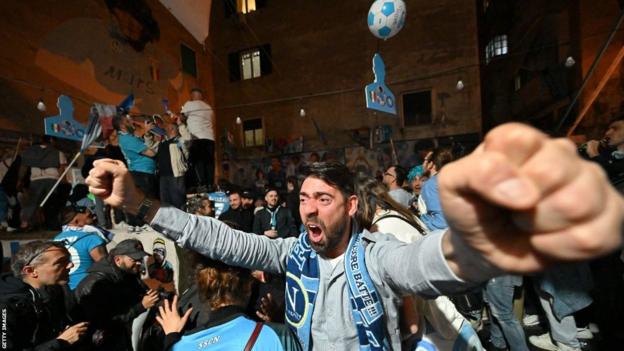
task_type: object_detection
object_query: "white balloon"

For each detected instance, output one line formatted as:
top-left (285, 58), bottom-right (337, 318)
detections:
top-left (367, 0), bottom-right (407, 40)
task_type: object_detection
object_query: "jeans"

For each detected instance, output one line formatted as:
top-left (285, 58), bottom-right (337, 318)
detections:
top-left (159, 175), bottom-right (186, 209)
top-left (0, 186), bottom-right (8, 223)
top-left (485, 275), bottom-right (529, 351)
top-left (188, 139), bottom-right (215, 189)
top-left (537, 290), bottom-right (581, 348)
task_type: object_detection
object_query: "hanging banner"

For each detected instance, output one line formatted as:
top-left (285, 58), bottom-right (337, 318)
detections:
top-left (365, 53), bottom-right (397, 115)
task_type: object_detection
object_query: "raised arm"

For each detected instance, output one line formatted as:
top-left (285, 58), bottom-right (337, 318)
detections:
top-left (437, 123), bottom-right (623, 280)
top-left (374, 123), bottom-right (624, 296)
top-left (85, 159), bottom-right (294, 274)
top-left (151, 206), bottom-right (295, 273)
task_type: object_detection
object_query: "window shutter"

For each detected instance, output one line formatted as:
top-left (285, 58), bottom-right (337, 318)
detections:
top-left (228, 51), bottom-right (241, 82)
top-left (260, 44), bottom-right (272, 75)
top-left (224, 0), bottom-right (236, 17)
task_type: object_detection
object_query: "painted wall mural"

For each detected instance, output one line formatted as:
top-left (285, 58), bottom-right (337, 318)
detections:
top-left (222, 133), bottom-right (480, 191)
top-left (34, 1), bottom-right (183, 114)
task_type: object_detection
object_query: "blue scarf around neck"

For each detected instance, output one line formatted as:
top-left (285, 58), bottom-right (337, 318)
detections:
top-left (285, 228), bottom-right (389, 350)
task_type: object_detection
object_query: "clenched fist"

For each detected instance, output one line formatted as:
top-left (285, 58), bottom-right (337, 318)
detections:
top-left (439, 123), bottom-right (624, 278)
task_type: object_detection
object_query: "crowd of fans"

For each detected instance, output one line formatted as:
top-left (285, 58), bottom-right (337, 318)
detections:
top-left (0, 98), bottom-right (623, 351)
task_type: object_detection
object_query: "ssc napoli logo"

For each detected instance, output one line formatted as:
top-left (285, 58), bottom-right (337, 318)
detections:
top-left (285, 272), bottom-right (310, 328)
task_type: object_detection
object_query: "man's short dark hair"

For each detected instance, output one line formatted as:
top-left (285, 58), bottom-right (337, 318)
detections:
top-left (186, 195), bottom-right (210, 214)
top-left (112, 114), bottom-right (124, 131)
top-left (191, 87), bottom-right (203, 95)
top-left (391, 165), bottom-right (407, 186)
top-left (11, 241), bottom-right (67, 278)
top-left (264, 186), bottom-right (279, 197)
top-left (60, 206), bottom-right (80, 226)
top-left (431, 147), bottom-right (455, 171)
top-left (302, 162), bottom-right (355, 199)
top-left (609, 116), bottom-right (624, 125)
top-left (286, 176), bottom-right (298, 187)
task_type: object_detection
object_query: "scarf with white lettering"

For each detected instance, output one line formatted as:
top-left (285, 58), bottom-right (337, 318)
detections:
top-left (285, 229), bottom-right (388, 350)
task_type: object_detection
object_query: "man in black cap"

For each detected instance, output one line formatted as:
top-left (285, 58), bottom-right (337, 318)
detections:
top-left (75, 239), bottom-right (159, 351)
top-left (240, 189), bottom-right (255, 210)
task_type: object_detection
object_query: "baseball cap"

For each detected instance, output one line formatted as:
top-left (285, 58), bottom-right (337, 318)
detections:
top-left (110, 239), bottom-right (149, 260)
top-left (241, 189), bottom-right (254, 199)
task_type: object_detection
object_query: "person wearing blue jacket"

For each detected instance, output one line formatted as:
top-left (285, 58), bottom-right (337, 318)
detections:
top-left (157, 257), bottom-right (301, 350)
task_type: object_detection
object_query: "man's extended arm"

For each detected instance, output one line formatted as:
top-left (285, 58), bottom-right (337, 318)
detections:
top-left (370, 231), bottom-right (499, 297)
top-left (150, 206), bottom-right (295, 274)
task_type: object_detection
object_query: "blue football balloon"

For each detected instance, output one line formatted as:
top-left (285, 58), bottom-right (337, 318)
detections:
top-left (367, 0), bottom-right (406, 40)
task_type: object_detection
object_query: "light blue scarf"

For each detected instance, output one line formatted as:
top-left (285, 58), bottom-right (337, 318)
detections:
top-left (285, 229), bottom-right (389, 350)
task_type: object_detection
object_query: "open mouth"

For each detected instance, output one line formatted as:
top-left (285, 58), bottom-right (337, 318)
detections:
top-left (306, 223), bottom-right (323, 243)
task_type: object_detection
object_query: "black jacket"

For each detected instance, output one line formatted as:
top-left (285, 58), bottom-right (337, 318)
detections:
top-left (0, 273), bottom-right (72, 351)
top-left (589, 151), bottom-right (624, 193)
top-left (74, 259), bottom-right (148, 351)
top-left (218, 206), bottom-right (254, 232)
top-left (252, 206), bottom-right (298, 238)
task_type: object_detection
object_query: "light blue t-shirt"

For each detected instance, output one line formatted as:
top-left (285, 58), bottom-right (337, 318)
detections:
top-left (172, 315), bottom-right (287, 351)
top-left (54, 226), bottom-right (107, 290)
top-left (118, 132), bottom-right (156, 174)
top-left (420, 175), bottom-right (449, 231)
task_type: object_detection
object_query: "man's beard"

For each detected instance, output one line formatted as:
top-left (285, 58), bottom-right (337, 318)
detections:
top-left (307, 215), bottom-right (349, 257)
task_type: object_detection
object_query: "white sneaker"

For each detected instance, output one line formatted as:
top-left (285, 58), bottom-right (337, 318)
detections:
top-left (529, 333), bottom-right (558, 351)
top-left (556, 342), bottom-right (581, 351)
top-left (588, 322), bottom-right (600, 334)
top-left (576, 327), bottom-right (593, 340)
top-left (523, 314), bottom-right (541, 327)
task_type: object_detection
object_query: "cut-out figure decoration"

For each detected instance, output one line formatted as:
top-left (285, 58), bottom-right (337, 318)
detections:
top-left (44, 95), bottom-right (87, 141)
top-left (365, 53), bottom-right (397, 115)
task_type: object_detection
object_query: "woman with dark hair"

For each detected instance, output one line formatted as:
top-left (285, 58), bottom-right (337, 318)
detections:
top-left (355, 174), bottom-right (426, 242)
top-left (156, 257), bottom-right (301, 351)
top-left (355, 175), bottom-right (483, 351)
top-left (355, 174), bottom-right (426, 348)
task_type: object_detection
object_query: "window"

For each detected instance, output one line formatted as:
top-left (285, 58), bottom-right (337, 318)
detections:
top-left (402, 91), bottom-right (432, 127)
top-left (514, 69), bottom-right (528, 92)
top-left (237, 0), bottom-right (256, 14)
top-left (228, 44), bottom-right (272, 81)
top-left (243, 118), bottom-right (264, 147)
top-left (485, 35), bottom-right (508, 64)
top-left (224, 0), bottom-right (266, 17)
top-left (180, 44), bottom-right (197, 77)
top-left (241, 49), bottom-right (261, 80)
